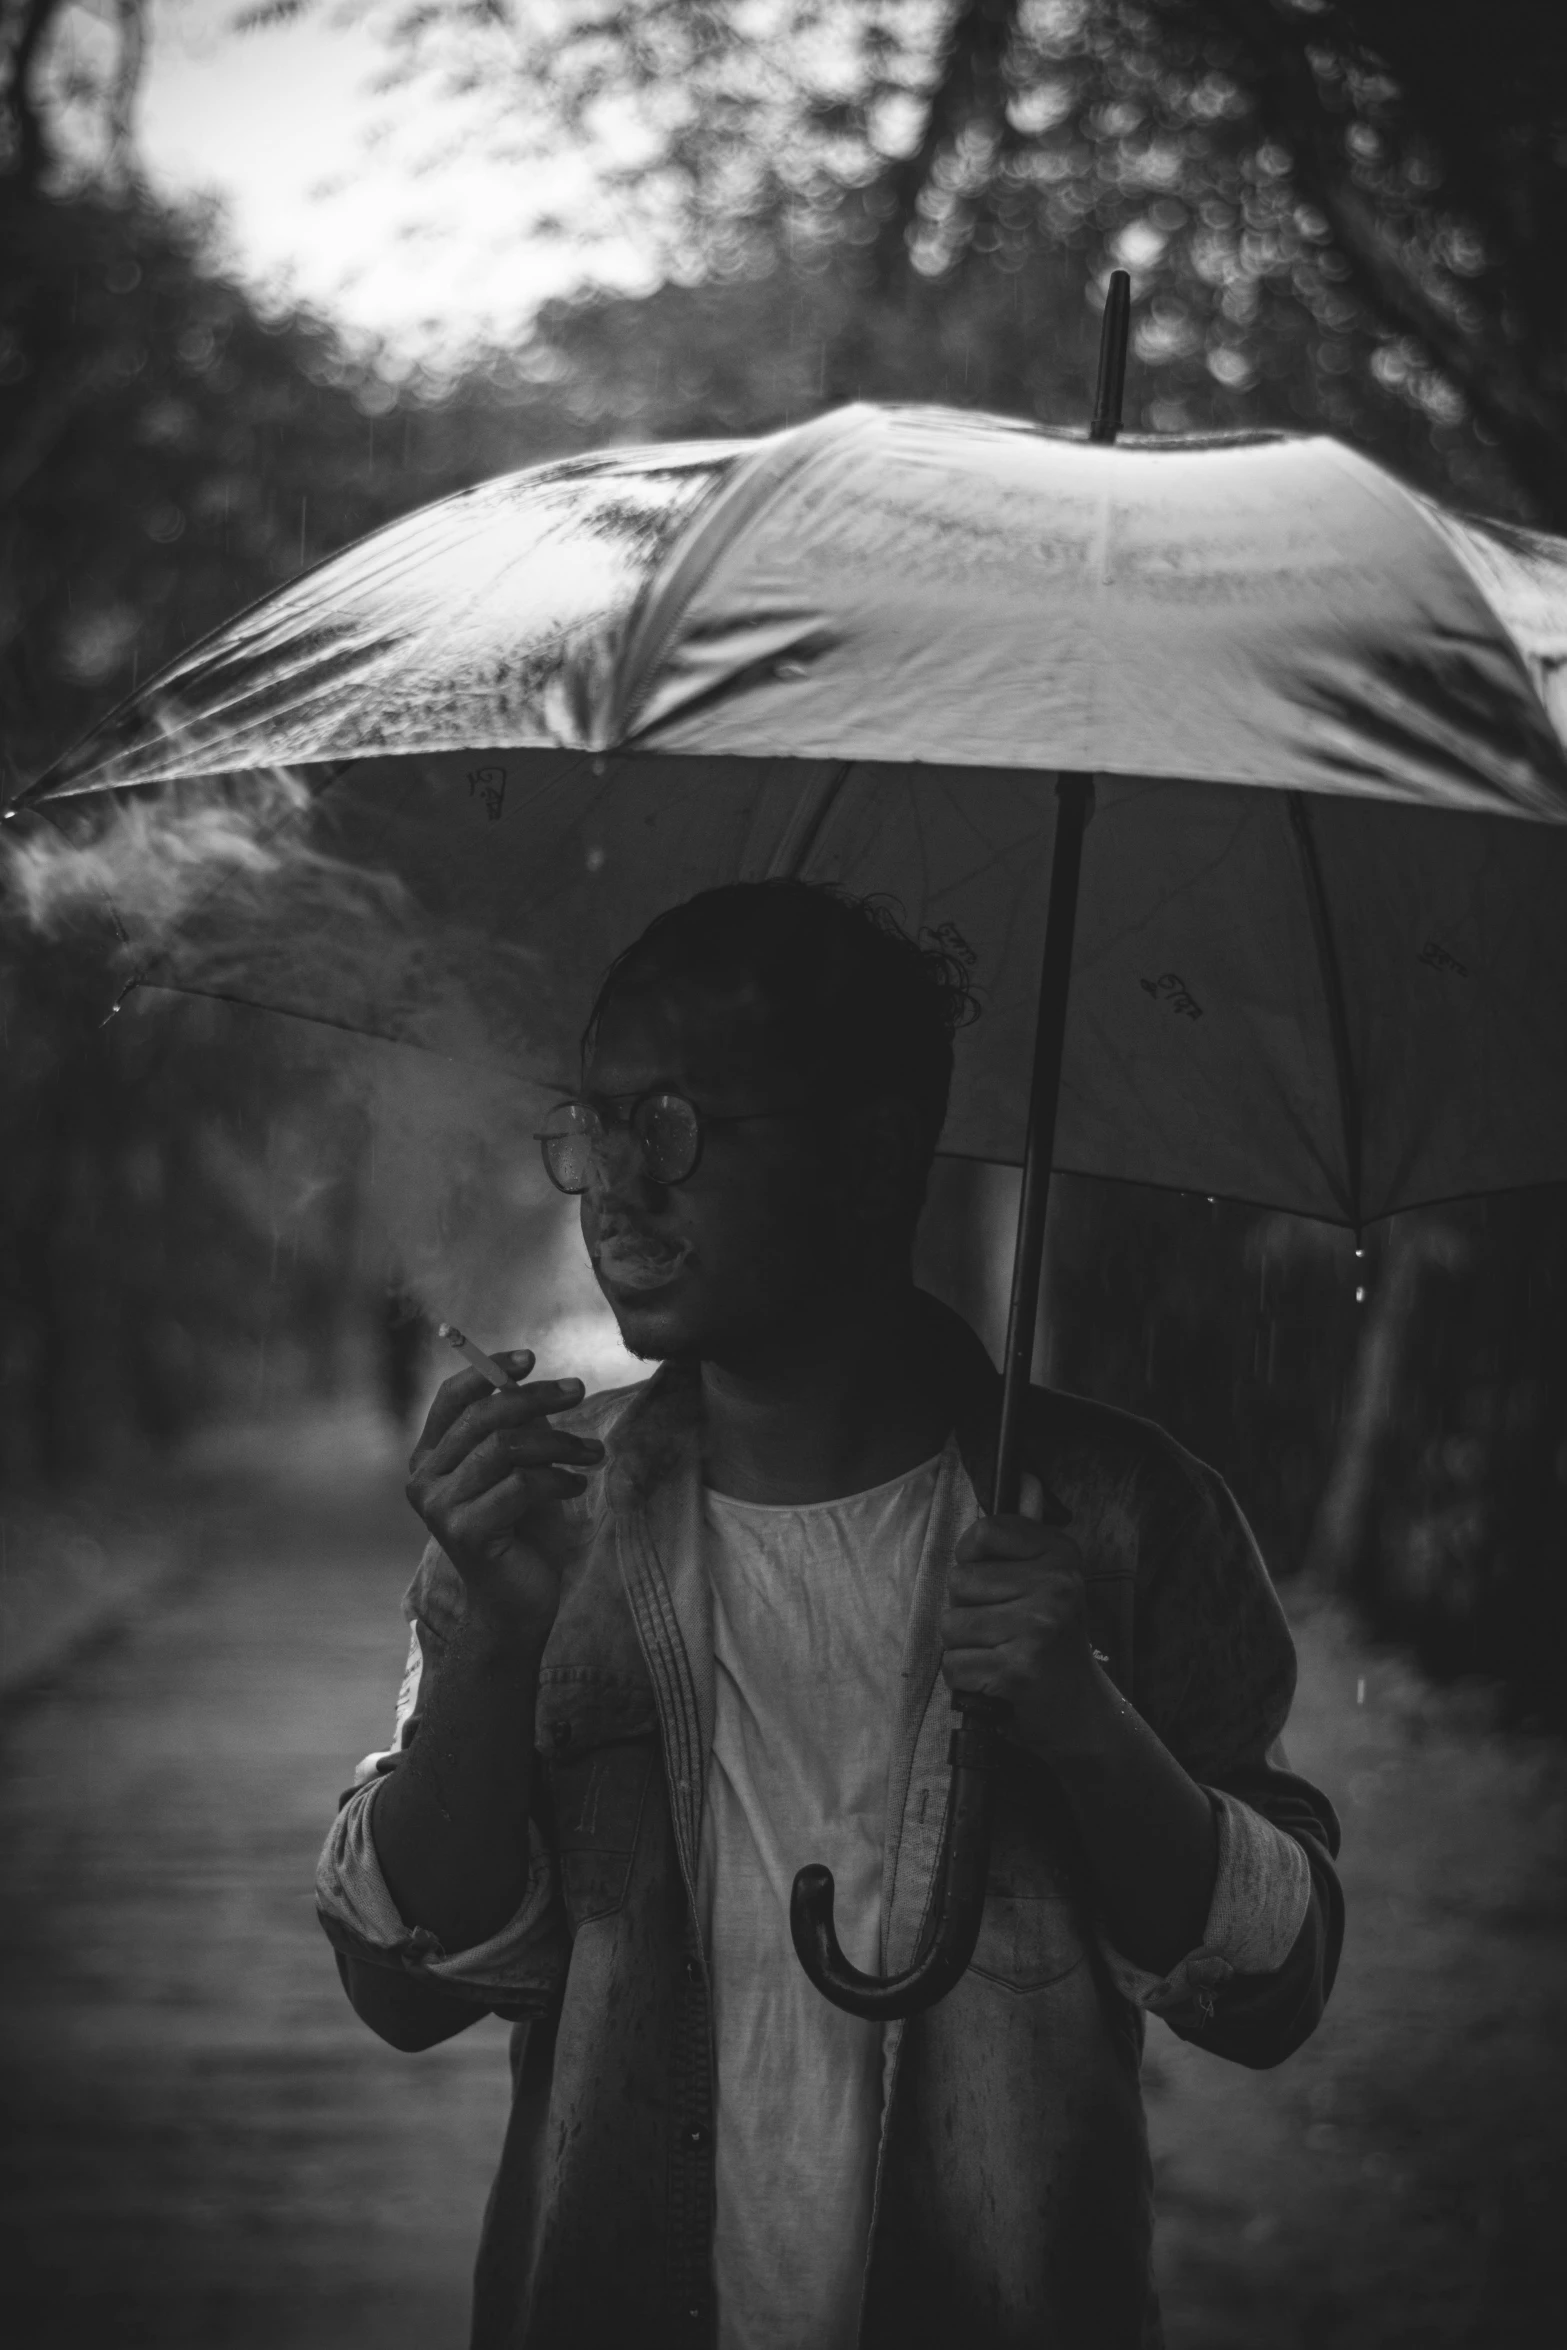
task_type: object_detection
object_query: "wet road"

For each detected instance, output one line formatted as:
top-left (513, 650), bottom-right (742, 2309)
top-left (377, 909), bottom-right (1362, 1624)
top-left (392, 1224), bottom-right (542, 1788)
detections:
top-left (3, 1416), bottom-right (1565, 2347)
top-left (0, 1426), bottom-right (511, 2350)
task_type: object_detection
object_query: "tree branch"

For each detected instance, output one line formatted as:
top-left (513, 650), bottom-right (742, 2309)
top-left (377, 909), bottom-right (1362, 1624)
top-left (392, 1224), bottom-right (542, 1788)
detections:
top-left (2, 0), bottom-right (68, 188)
top-left (107, 0), bottom-right (148, 183)
top-left (870, 0), bottom-right (1022, 289)
top-left (1313, 178), bottom-right (1567, 507)
top-left (1172, 0), bottom-right (1567, 518)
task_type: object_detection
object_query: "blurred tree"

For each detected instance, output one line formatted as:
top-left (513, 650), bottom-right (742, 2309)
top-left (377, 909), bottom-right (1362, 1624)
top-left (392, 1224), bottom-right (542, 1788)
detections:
top-left (0, 47), bottom-right (570, 1481)
top-left (1, 0), bottom-right (148, 191)
top-left (1042, 1181), bottom-right (1363, 1576)
top-left (289, 0), bottom-right (1563, 514)
top-left (0, 0), bottom-right (69, 187)
top-left (0, 184), bottom-right (563, 788)
top-left (0, 926), bottom-right (366, 1484)
top-left (851, 0), bottom-right (1567, 518)
top-left (1358, 1195), bottom-right (1567, 1727)
top-left (1147, 1), bottom-right (1567, 521)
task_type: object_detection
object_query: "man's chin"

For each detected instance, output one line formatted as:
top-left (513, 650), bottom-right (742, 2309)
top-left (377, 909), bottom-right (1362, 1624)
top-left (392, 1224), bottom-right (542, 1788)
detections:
top-left (603, 1285), bottom-right (703, 1362)
top-left (604, 1275), bottom-right (775, 1366)
top-left (607, 1283), bottom-right (833, 1369)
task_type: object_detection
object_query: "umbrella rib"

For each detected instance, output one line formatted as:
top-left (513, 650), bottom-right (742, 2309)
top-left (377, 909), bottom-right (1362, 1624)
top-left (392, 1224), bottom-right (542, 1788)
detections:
top-left (1287, 792), bottom-right (1363, 1233)
top-left (764, 763), bottom-right (856, 879)
top-left (121, 977), bottom-right (561, 1084)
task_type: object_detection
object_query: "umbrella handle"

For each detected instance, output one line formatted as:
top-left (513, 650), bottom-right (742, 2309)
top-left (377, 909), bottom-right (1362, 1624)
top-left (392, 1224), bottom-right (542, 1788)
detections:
top-left (789, 1690), bottom-right (1010, 2021)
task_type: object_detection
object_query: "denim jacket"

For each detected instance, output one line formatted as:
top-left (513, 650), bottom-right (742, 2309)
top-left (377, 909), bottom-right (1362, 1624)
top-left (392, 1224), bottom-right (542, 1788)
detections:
top-left (318, 1297), bottom-right (1342, 2350)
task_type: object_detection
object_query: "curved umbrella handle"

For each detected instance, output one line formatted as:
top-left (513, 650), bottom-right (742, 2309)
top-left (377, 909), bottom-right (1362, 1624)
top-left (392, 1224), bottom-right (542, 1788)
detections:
top-left (789, 1690), bottom-right (1010, 2021)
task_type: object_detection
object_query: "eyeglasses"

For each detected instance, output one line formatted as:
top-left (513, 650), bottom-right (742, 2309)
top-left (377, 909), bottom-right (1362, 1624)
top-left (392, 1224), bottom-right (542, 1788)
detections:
top-left (535, 1091), bottom-right (809, 1194)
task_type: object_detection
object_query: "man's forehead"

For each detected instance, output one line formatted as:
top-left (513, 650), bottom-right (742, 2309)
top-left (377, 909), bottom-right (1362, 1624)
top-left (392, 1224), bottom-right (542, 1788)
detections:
top-left (584, 973), bottom-right (791, 1086)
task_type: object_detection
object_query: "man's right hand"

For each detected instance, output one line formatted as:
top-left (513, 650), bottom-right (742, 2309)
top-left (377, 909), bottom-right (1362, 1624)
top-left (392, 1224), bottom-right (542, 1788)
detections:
top-left (370, 1350), bottom-right (598, 1960)
top-left (405, 1350), bottom-right (604, 1640)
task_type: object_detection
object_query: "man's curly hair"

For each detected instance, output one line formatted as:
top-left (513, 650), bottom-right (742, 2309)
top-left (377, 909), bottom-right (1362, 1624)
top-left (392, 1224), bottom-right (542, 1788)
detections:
top-left (585, 879), bottom-right (980, 1166)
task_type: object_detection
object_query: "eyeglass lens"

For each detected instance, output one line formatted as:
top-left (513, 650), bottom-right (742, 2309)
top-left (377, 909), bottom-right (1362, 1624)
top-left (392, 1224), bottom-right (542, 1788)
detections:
top-left (537, 1095), bottom-right (702, 1193)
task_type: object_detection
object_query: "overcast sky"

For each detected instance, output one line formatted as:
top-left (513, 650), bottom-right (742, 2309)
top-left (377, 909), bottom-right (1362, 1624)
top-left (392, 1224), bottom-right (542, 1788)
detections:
top-left (136, 1), bottom-right (647, 366)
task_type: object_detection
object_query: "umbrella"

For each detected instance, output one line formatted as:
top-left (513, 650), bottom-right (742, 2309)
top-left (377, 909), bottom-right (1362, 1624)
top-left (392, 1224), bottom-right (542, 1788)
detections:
top-left (13, 275), bottom-right (1567, 2017)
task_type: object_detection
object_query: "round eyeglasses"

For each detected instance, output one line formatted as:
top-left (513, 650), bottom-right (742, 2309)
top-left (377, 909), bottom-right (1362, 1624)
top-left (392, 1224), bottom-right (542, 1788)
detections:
top-left (535, 1091), bottom-right (809, 1194)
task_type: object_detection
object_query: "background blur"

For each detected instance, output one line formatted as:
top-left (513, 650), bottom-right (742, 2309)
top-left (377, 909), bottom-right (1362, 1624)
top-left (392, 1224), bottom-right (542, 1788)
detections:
top-left (2, 4), bottom-right (1565, 2345)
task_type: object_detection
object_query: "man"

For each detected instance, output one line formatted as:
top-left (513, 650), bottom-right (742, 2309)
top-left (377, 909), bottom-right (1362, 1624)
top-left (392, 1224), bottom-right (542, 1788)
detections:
top-left (318, 880), bottom-right (1342, 2350)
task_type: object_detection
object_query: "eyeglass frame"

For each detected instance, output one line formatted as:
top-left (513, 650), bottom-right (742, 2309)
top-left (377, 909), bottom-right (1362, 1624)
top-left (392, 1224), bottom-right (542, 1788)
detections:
top-left (534, 1088), bottom-right (814, 1194)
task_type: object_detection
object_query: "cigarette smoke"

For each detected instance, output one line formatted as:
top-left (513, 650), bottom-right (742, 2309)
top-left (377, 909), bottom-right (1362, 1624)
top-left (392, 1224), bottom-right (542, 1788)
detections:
top-left (334, 1022), bottom-right (641, 1393)
top-left (7, 770), bottom-right (312, 942)
top-left (4, 767), bottom-right (642, 1402)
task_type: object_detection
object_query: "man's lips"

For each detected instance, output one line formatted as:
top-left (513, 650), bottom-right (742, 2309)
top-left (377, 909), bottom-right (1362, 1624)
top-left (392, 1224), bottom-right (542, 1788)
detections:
top-left (593, 1233), bottom-right (693, 1293)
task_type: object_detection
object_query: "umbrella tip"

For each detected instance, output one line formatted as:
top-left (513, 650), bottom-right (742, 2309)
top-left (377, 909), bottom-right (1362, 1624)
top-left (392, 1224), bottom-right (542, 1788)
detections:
top-left (1090, 270), bottom-right (1132, 446)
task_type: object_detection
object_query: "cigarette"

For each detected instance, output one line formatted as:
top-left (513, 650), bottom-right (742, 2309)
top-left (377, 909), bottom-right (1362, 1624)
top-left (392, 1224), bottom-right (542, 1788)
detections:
top-left (437, 1322), bottom-right (517, 1390)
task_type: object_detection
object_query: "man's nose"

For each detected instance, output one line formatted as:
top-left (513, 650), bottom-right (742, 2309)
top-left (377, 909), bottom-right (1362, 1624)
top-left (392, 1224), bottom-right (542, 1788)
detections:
top-left (584, 1125), bottom-right (655, 1208)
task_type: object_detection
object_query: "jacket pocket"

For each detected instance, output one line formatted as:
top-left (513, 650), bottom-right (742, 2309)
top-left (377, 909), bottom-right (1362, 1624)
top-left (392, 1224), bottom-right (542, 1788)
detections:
top-left (970, 1769), bottom-right (1094, 1992)
top-left (969, 1891), bottom-right (1087, 1992)
top-left (536, 1668), bottom-right (660, 1929)
top-left (547, 1738), bottom-right (657, 1926)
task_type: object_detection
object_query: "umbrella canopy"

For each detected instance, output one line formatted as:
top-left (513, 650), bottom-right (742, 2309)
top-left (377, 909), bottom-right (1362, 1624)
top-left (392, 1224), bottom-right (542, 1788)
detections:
top-left (16, 403), bottom-right (1567, 1230)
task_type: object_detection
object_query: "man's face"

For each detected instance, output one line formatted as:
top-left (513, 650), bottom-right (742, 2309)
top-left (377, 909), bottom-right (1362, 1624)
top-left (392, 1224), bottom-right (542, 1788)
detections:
top-left (577, 974), bottom-right (855, 1365)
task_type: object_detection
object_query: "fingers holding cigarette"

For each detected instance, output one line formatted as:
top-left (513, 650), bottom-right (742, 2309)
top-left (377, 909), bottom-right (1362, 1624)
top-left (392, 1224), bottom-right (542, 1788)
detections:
top-left (401, 1324), bottom-right (600, 1614)
top-left (443, 1412), bottom-right (602, 1502)
top-left (408, 1356), bottom-right (603, 1578)
top-left (413, 1327), bottom-right (596, 1488)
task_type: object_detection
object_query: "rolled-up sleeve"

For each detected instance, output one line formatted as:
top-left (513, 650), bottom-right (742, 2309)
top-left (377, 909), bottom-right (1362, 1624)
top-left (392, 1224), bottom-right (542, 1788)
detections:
top-left (1103, 1444), bottom-right (1344, 2068)
top-left (1098, 1760), bottom-right (1333, 2054)
top-left (315, 1545), bottom-right (569, 2022)
top-left (316, 1777), bottom-right (565, 2012)
top-left (1201, 1782), bottom-right (1312, 1970)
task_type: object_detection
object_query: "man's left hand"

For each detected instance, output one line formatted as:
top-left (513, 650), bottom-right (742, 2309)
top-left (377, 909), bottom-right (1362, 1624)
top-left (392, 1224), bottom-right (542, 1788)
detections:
top-left (941, 1511), bottom-right (1105, 1757)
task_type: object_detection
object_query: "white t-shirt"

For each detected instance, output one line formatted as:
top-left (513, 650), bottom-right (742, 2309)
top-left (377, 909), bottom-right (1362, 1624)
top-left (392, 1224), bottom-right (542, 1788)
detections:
top-left (698, 1455), bottom-right (943, 2350)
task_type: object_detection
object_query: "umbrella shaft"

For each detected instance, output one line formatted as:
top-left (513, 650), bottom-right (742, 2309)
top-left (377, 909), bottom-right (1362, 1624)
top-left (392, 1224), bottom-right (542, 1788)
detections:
top-left (993, 773), bottom-right (1093, 1514)
top-left (1090, 272), bottom-right (1132, 444)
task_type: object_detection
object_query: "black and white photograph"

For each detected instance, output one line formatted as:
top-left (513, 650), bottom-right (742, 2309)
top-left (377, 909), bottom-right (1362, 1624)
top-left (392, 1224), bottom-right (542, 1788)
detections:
top-left (2, 4), bottom-right (1565, 2345)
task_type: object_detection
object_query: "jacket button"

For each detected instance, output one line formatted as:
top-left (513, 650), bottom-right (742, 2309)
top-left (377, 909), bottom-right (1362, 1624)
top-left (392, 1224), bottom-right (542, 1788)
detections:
top-left (684, 1956), bottom-right (701, 1984)
top-left (684, 2124), bottom-right (709, 2151)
